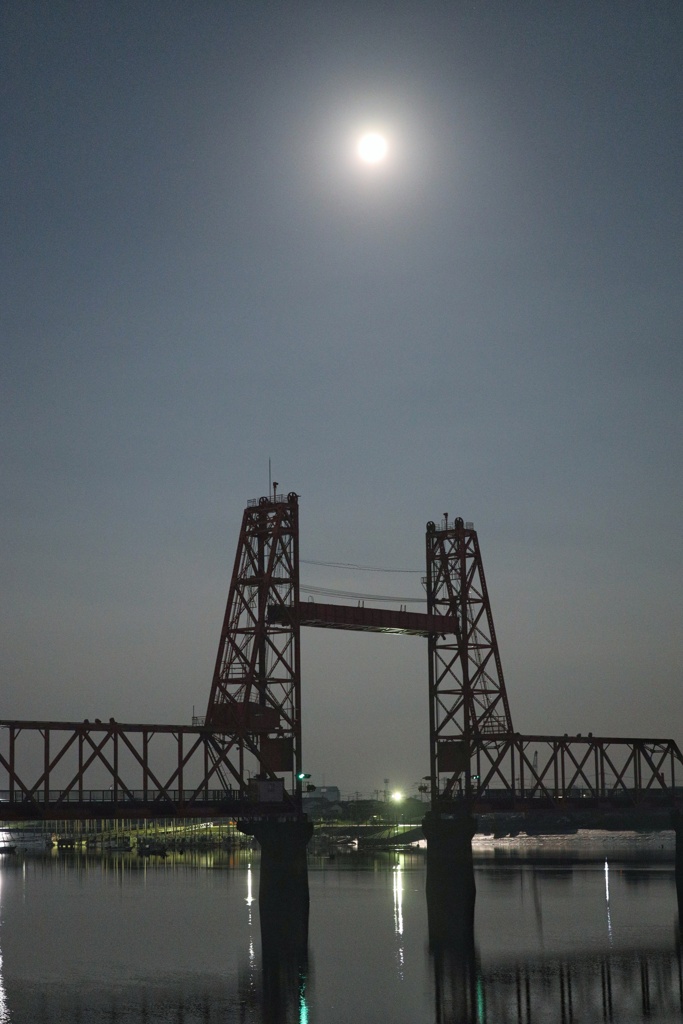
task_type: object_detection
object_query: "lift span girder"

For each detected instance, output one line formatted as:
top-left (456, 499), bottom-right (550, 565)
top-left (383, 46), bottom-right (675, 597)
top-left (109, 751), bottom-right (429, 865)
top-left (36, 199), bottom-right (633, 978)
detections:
top-left (269, 601), bottom-right (458, 636)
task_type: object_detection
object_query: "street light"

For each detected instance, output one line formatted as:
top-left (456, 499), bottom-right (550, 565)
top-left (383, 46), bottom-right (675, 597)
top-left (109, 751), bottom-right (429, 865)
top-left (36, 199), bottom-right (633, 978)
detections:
top-left (390, 790), bottom-right (404, 829)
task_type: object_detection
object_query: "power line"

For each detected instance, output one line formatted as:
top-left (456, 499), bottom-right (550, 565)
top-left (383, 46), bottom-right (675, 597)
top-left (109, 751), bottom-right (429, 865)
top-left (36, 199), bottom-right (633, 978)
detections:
top-left (301, 558), bottom-right (422, 574)
top-left (300, 584), bottom-right (424, 604)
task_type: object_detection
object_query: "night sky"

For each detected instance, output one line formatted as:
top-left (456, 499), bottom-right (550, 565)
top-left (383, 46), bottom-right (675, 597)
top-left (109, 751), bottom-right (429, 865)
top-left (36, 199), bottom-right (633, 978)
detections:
top-left (2, 2), bottom-right (681, 798)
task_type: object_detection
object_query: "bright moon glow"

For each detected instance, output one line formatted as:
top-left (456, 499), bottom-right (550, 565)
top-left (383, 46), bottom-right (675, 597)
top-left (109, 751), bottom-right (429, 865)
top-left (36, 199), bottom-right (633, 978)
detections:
top-left (357, 132), bottom-right (388, 164)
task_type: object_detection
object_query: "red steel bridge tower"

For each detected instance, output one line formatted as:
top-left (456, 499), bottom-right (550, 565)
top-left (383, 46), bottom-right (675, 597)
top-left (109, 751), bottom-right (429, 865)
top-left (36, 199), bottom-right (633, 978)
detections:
top-left (424, 515), bottom-right (682, 816)
top-left (425, 515), bottom-right (513, 804)
top-left (203, 490), bottom-right (303, 805)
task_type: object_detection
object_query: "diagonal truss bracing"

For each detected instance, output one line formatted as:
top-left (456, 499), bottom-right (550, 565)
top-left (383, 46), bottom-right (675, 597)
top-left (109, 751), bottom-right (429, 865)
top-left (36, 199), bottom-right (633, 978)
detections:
top-left (423, 515), bottom-right (683, 811)
top-left (205, 491), bottom-right (302, 799)
top-left (0, 492), bottom-right (305, 822)
top-left (472, 734), bottom-right (683, 810)
top-left (426, 516), bottom-right (514, 802)
top-left (0, 720), bottom-right (259, 821)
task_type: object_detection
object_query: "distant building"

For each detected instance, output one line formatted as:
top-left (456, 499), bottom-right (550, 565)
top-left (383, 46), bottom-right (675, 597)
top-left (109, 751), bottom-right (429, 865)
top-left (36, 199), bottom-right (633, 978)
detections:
top-left (317, 785), bottom-right (340, 803)
top-left (302, 784), bottom-right (340, 804)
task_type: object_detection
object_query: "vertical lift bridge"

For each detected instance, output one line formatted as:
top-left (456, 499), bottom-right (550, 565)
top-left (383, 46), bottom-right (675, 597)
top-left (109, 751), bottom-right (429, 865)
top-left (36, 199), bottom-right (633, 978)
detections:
top-left (0, 491), bottom-right (681, 821)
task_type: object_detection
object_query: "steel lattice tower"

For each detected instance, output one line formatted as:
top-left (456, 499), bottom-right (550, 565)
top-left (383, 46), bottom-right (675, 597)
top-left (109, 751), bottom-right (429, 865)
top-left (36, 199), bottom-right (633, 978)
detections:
top-left (206, 491), bottom-right (302, 800)
top-left (426, 515), bottom-right (513, 803)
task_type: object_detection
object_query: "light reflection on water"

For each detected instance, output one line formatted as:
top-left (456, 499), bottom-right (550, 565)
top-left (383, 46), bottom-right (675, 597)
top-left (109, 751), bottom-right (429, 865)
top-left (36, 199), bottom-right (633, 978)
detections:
top-left (605, 857), bottom-right (613, 945)
top-left (392, 862), bottom-right (405, 979)
top-left (0, 873), bottom-right (9, 1024)
top-left (0, 840), bottom-right (679, 1022)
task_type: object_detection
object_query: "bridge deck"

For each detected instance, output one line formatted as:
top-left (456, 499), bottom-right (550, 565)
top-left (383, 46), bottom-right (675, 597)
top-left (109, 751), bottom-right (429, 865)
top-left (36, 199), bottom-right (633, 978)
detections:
top-left (271, 601), bottom-right (458, 636)
top-left (1, 719), bottom-right (681, 821)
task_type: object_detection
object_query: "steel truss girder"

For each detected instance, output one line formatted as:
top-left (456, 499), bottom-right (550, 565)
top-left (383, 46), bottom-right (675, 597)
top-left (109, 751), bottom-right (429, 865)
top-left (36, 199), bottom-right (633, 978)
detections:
top-left (205, 492), bottom-right (302, 797)
top-left (0, 719), bottom-right (298, 821)
top-left (468, 733), bottom-right (683, 809)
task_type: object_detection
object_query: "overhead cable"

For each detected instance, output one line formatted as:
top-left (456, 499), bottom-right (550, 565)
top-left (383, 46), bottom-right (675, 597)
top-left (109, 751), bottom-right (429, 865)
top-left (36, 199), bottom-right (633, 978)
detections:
top-left (301, 558), bottom-right (422, 574)
top-left (300, 584), bottom-right (424, 604)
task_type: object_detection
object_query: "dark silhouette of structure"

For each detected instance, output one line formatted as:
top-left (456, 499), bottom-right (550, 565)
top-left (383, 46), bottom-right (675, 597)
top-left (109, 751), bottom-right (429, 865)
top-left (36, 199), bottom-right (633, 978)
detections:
top-left (1, 492), bottom-right (681, 863)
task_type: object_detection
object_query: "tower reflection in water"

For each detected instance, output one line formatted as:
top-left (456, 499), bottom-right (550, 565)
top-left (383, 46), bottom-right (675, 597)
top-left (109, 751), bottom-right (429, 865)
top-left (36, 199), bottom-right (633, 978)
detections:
top-left (426, 862), bottom-right (479, 1024)
top-left (0, 873), bottom-right (9, 1024)
top-left (430, 933), bottom-right (683, 1023)
top-left (467, 948), bottom-right (683, 1024)
top-left (427, 858), bottom-right (683, 1024)
top-left (258, 877), bottom-right (310, 1023)
top-left (238, 855), bottom-right (312, 1024)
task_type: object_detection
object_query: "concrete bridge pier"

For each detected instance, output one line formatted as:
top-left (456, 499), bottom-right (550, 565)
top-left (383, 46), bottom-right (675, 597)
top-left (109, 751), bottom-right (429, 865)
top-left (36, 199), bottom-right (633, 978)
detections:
top-left (238, 817), bottom-right (314, 922)
top-left (422, 808), bottom-right (477, 953)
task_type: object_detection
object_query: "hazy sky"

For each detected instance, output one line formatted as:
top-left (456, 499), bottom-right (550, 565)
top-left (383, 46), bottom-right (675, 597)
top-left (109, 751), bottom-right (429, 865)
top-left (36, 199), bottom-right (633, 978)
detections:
top-left (2, 1), bottom-right (681, 798)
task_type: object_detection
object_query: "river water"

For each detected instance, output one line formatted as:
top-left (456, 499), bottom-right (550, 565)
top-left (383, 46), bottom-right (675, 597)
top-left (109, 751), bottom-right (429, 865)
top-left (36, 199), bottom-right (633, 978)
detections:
top-left (0, 832), bottom-right (681, 1023)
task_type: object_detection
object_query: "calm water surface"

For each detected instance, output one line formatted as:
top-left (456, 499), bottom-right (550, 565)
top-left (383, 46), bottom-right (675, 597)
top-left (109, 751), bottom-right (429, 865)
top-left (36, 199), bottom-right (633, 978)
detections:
top-left (0, 834), bottom-right (681, 1023)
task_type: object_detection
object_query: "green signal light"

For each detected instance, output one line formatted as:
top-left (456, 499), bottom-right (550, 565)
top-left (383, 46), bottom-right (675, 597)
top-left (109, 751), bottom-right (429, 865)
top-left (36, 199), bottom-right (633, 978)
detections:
top-left (297, 772), bottom-right (312, 780)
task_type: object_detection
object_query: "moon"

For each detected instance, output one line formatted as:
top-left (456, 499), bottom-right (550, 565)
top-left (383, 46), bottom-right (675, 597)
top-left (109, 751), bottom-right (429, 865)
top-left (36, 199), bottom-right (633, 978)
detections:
top-left (357, 131), bottom-right (388, 164)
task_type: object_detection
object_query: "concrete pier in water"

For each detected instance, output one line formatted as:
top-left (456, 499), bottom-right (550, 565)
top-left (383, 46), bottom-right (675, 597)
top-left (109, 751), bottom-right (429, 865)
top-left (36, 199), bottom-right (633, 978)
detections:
top-left (238, 818), bottom-right (313, 907)
top-left (423, 808), bottom-right (477, 952)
